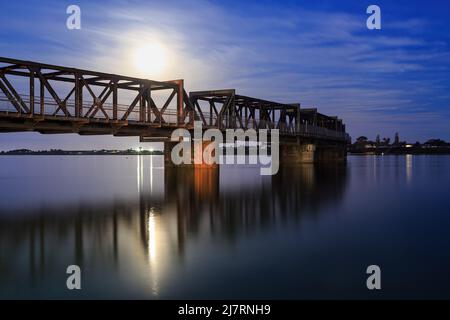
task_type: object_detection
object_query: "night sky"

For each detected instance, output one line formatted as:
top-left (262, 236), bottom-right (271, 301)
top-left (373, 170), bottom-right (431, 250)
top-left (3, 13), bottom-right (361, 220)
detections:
top-left (1, 0), bottom-right (449, 150)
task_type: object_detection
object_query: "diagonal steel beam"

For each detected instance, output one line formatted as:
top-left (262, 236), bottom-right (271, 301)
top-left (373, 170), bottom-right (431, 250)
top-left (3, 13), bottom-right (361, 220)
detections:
top-left (0, 78), bottom-right (22, 112)
top-left (36, 69), bottom-right (70, 116)
top-left (157, 89), bottom-right (177, 124)
top-left (121, 87), bottom-right (147, 121)
top-left (0, 73), bottom-right (30, 113)
top-left (194, 100), bottom-right (207, 125)
top-left (84, 80), bottom-right (113, 118)
top-left (147, 95), bottom-right (163, 123)
top-left (88, 87), bottom-right (113, 119)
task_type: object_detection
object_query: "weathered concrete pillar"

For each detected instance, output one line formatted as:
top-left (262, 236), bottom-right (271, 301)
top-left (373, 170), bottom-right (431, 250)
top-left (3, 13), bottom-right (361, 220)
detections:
top-left (164, 141), bottom-right (178, 168)
top-left (315, 143), bottom-right (347, 163)
top-left (279, 140), bottom-right (347, 165)
top-left (164, 140), bottom-right (219, 169)
top-left (193, 140), bottom-right (219, 169)
top-left (279, 142), bottom-right (316, 164)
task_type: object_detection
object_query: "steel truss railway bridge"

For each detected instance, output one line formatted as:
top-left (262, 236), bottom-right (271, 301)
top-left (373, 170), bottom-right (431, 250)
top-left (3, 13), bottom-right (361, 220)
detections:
top-left (0, 57), bottom-right (350, 166)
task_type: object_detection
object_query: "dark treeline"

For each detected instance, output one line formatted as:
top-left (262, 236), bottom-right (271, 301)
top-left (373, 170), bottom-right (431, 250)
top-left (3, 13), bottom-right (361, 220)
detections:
top-left (349, 132), bottom-right (450, 155)
top-left (0, 148), bottom-right (164, 155)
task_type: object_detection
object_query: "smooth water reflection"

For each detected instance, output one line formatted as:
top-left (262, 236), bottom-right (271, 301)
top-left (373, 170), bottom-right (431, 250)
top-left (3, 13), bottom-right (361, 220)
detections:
top-left (0, 155), bottom-right (449, 299)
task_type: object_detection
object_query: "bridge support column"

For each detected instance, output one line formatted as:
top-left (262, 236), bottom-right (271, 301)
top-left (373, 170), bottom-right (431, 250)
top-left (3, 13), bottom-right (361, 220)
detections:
top-left (164, 140), bottom-right (219, 169)
top-left (164, 141), bottom-right (178, 168)
top-left (314, 143), bottom-right (347, 163)
top-left (279, 142), bottom-right (316, 165)
top-left (279, 142), bottom-right (347, 165)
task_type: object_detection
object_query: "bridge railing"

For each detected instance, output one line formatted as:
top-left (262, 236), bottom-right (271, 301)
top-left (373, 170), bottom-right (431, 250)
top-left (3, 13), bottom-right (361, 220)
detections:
top-left (0, 93), bottom-right (184, 125)
top-left (297, 123), bottom-right (350, 141)
top-left (1, 93), bottom-right (349, 141)
top-left (198, 113), bottom-right (348, 141)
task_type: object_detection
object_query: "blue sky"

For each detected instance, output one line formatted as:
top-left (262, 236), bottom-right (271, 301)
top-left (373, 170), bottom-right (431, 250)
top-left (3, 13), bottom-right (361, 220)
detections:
top-left (1, 0), bottom-right (450, 149)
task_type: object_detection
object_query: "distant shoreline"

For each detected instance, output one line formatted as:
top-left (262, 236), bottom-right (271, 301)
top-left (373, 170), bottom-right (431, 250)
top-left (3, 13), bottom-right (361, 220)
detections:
top-left (348, 146), bottom-right (450, 155)
top-left (0, 149), bottom-right (163, 156)
top-left (349, 138), bottom-right (450, 155)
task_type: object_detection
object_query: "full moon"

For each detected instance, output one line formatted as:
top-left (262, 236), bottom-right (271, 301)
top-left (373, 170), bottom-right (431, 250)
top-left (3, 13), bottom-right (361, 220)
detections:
top-left (133, 42), bottom-right (167, 77)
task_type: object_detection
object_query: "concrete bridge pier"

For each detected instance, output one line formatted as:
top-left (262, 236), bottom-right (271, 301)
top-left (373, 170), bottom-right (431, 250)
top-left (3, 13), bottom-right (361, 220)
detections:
top-left (164, 140), bottom-right (347, 168)
top-left (279, 142), bottom-right (316, 164)
top-left (315, 143), bottom-right (347, 163)
top-left (164, 140), bottom-right (219, 169)
top-left (279, 141), bottom-right (347, 165)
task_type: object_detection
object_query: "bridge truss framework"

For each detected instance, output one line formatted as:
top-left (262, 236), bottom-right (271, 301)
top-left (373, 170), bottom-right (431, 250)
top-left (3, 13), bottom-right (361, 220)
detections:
top-left (0, 57), bottom-right (349, 142)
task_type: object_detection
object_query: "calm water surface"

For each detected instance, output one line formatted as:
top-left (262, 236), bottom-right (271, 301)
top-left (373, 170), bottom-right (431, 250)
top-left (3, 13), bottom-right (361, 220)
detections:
top-left (0, 155), bottom-right (449, 299)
